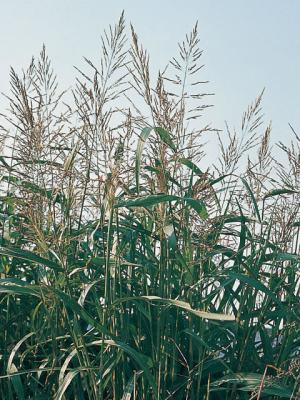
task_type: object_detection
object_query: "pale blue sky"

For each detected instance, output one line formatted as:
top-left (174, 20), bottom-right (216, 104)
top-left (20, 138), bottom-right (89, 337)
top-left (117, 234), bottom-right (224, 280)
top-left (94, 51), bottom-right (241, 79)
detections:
top-left (0, 0), bottom-right (299, 151)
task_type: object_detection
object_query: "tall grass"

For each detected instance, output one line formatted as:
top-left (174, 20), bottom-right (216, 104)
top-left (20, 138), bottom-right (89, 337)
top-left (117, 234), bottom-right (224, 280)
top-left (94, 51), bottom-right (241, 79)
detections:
top-left (0, 13), bottom-right (299, 399)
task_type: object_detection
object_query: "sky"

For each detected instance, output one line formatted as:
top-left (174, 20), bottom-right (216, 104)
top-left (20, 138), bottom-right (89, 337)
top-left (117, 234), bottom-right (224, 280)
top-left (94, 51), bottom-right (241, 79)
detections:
top-left (0, 0), bottom-right (299, 158)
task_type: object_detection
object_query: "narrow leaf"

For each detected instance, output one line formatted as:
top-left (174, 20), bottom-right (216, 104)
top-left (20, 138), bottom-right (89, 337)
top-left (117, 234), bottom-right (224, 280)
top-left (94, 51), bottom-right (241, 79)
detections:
top-left (0, 246), bottom-right (63, 272)
top-left (264, 188), bottom-right (297, 200)
top-left (241, 177), bottom-right (261, 223)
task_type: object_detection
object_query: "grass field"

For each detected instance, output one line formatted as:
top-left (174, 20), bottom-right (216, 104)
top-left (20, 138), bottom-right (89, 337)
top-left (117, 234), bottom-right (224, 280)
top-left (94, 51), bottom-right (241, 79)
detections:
top-left (0, 14), bottom-right (299, 399)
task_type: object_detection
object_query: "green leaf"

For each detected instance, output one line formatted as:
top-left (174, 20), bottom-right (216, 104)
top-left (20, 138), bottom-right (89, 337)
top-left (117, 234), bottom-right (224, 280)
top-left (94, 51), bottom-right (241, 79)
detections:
top-left (135, 127), bottom-right (176, 192)
top-left (115, 194), bottom-right (208, 220)
top-left (218, 215), bottom-right (252, 224)
top-left (210, 174), bottom-right (230, 186)
top-left (0, 155), bottom-right (12, 170)
top-left (264, 188), bottom-right (297, 200)
top-left (154, 127), bottom-right (176, 151)
top-left (55, 370), bottom-right (80, 400)
top-left (184, 197), bottom-right (208, 220)
top-left (1, 175), bottom-right (62, 203)
top-left (211, 373), bottom-right (294, 398)
top-left (0, 281), bottom-right (40, 297)
top-left (53, 290), bottom-right (158, 396)
top-left (0, 282), bottom-right (158, 396)
top-left (8, 364), bottom-right (25, 400)
top-left (0, 246), bottom-right (63, 272)
top-left (121, 372), bottom-right (143, 400)
top-left (115, 296), bottom-right (235, 321)
top-left (227, 273), bottom-right (280, 303)
top-left (241, 177), bottom-right (261, 223)
top-left (135, 127), bottom-right (152, 193)
top-left (115, 194), bottom-right (178, 209)
top-left (7, 332), bottom-right (34, 400)
top-left (263, 252), bottom-right (300, 262)
top-left (184, 329), bottom-right (233, 373)
top-left (177, 158), bottom-right (204, 176)
top-left (52, 288), bottom-right (111, 335)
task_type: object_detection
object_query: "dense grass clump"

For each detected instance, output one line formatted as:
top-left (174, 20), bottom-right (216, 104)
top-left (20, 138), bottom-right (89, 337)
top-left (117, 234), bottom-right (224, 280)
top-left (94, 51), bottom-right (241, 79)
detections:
top-left (0, 13), bottom-right (299, 399)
